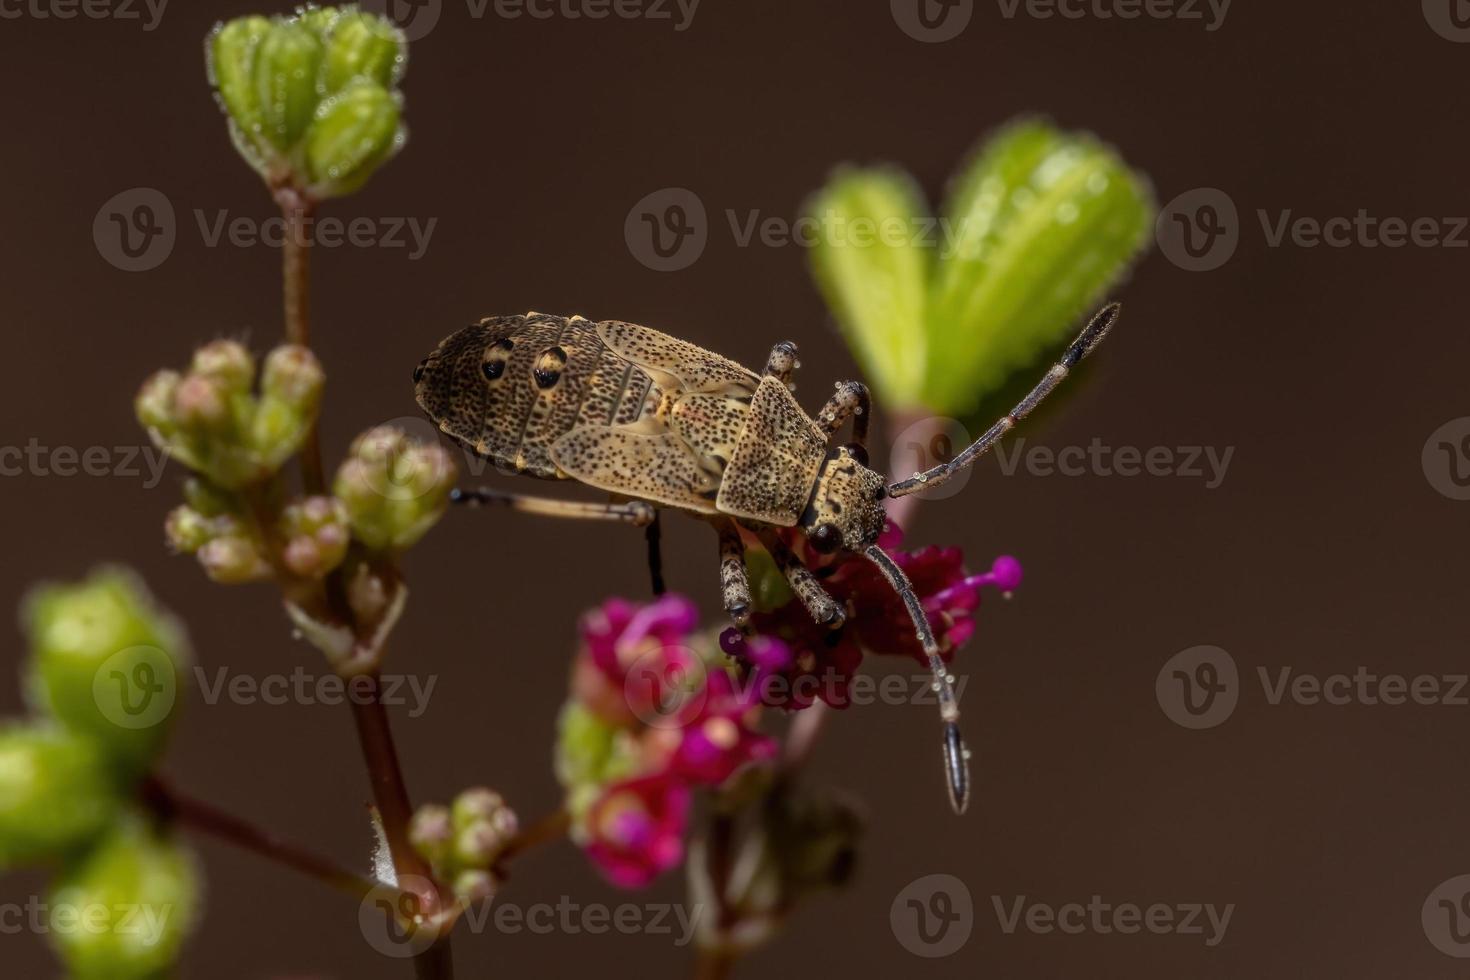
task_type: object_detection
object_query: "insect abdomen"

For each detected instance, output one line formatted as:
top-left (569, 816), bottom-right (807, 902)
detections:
top-left (416, 314), bottom-right (658, 479)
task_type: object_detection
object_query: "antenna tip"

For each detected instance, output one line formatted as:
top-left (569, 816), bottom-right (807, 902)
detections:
top-left (942, 722), bottom-right (971, 815)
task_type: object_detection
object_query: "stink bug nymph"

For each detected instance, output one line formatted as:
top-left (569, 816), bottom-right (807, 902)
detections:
top-left (414, 303), bottom-right (1122, 813)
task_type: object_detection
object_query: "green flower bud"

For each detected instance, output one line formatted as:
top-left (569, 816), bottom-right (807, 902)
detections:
top-left (304, 79), bottom-right (405, 199)
top-left (409, 804), bottom-right (453, 870)
top-left (807, 168), bottom-right (931, 410)
top-left (925, 119), bottom-right (1154, 415)
top-left (48, 813), bottom-right (199, 980)
top-left (806, 117), bottom-right (1154, 417)
top-left (189, 339), bottom-right (255, 393)
top-left (254, 21), bottom-right (325, 155)
top-left (555, 703), bottom-right (641, 823)
top-left (250, 344), bottom-right (325, 470)
top-left (296, 5), bottom-right (343, 37)
top-left (453, 870), bottom-right (495, 905)
top-left (333, 426), bottom-right (456, 551)
top-left (182, 477), bottom-right (233, 517)
top-left (453, 816), bottom-right (516, 871)
top-left (23, 569), bottom-right (189, 778)
top-left (134, 371), bottom-right (180, 433)
top-left (207, 16), bottom-right (273, 171)
top-left (0, 725), bottom-right (118, 870)
top-left (197, 536), bottom-right (273, 585)
top-left (164, 506), bottom-right (210, 554)
top-left (323, 11), bottom-right (406, 93)
top-left (278, 495), bottom-right (349, 579)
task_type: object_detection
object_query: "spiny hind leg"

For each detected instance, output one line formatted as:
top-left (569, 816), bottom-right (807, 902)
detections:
top-left (451, 487), bottom-right (656, 526)
top-left (715, 519), bottom-right (752, 629)
top-left (753, 526), bottom-right (846, 630)
top-left (763, 342), bottom-right (800, 387)
top-left (815, 381), bottom-right (871, 449)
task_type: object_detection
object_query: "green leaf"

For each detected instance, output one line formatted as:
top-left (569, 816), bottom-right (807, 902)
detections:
top-left (806, 168), bottom-right (931, 408)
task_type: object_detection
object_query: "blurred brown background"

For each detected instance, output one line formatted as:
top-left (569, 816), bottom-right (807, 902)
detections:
top-left (3, 0), bottom-right (1469, 976)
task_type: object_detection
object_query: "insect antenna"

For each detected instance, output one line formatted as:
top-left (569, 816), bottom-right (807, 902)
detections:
top-left (863, 544), bottom-right (970, 815)
top-left (887, 302), bottom-right (1122, 498)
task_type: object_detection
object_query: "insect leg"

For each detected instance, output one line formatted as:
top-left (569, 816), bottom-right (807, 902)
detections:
top-left (886, 303), bottom-right (1121, 499)
top-left (451, 487), bottom-right (656, 526)
top-left (762, 341), bottom-right (800, 386)
top-left (715, 520), bottom-right (752, 629)
top-left (754, 527), bottom-right (846, 629)
top-left (815, 381), bottom-right (871, 448)
top-left (645, 512), bottom-right (666, 597)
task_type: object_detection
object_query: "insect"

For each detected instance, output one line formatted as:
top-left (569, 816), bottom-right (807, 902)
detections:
top-left (413, 303), bottom-right (1121, 814)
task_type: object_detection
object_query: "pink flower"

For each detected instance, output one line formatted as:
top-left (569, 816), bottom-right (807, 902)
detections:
top-left (584, 775), bottom-right (691, 889)
top-left (669, 670), bottom-right (778, 786)
top-left (574, 595), bottom-right (702, 727)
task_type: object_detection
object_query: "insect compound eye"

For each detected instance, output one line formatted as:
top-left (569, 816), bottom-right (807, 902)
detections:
top-left (809, 523), bottom-right (843, 555)
top-left (412, 359), bottom-right (429, 383)
top-left (843, 442), bottom-right (869, 467)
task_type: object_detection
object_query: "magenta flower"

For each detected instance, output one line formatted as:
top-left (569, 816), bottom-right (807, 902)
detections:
top-left (723, 523), bottom-right (1021, 707)
top-left (668, 670), bottom-right (778, 786)
top-left (584, 775), bottom-right (692, 889)
top-left (574, 595), bottom-right (702, 727)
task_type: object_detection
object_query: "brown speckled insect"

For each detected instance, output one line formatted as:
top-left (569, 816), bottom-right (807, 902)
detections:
top-left (414, 303), bottom-right (1121, 813)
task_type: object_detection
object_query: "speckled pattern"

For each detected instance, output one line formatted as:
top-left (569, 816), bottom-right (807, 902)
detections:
top-left (416, 315), bottom-right (831, 525)
top-left (716, 376), bottom-right (828, 525)
top-left (415, 314), bottom-right (655, 479)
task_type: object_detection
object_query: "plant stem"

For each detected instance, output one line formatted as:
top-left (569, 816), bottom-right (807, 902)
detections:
top-left (279, 191), bottom-right (326, 495)
top-left (143, 776), bottom-right (376, 898)
top-left (350, 680), bottom-right (455, 978)
top-left (496, 808), bottom-right (571, 866)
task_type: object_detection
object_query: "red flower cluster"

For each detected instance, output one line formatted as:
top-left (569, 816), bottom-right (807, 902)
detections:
top-left (721, 523), bottom-right (1021, 710)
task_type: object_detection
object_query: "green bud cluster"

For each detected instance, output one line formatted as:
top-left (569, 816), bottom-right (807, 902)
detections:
top-left (208, 6), bottom-right (408, 198)
top-left (806, 118), bottom-right (1155, 418)
top-left (333, 425), bottom-right (457, 551)
top-left (1, 570), bottom-right (198, 976)
top-left (137, 340), bottom-right (324, 490)
top-left (409, 788), bottom-right (518, 903)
